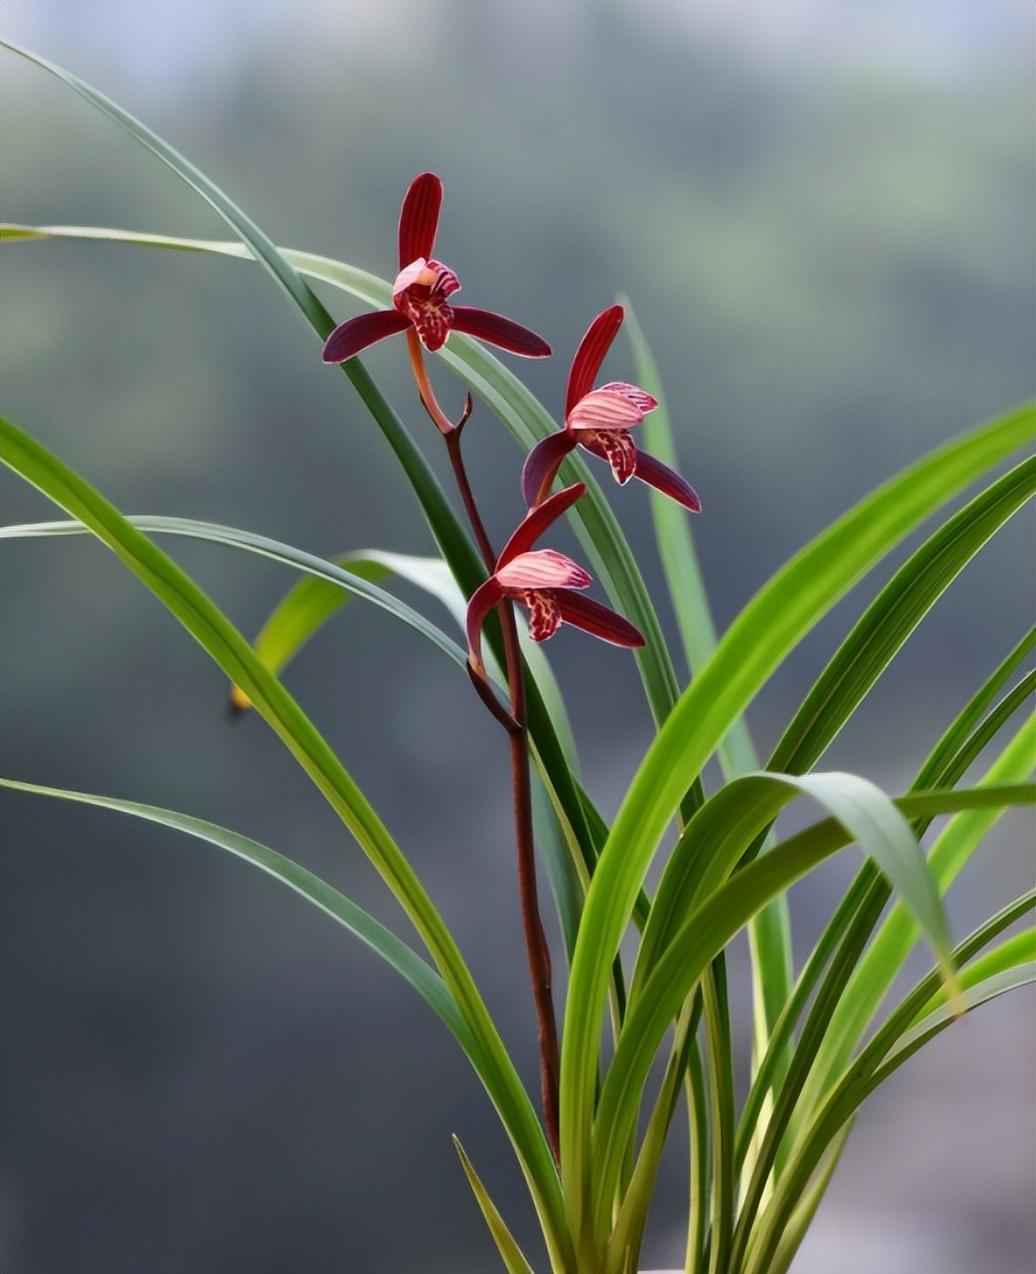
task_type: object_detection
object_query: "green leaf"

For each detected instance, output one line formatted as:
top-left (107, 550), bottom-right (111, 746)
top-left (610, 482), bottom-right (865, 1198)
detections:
top-left (622, 299), bottom-right (792, 1176)
top-left (746, 888), bottom-right (1036, 1274)
top-left (808, 713), bottom-right (1035, 1099)
top-left (559, 401), bottom-right (1034, 1238)
top-left (739, 631), bottom-right (1035, 1183)
top-left (0, 516), bottom-right (468, 669)
top-left (0, 776), bottom-right (473, 1051)
top-left (600, 769), bottom-right (960, 1237)
top-left (453, 1137), bottom-right (536, 1274)
top-left (2, 512), bottom-right (594, 989)
top-left (589, 786), bottom-right (1035, 1253)
top-left (913, 928), bottom-right (1036, 1022)
top-left (769, 457), bottom-right (1035, 775)
top-left (0, 410), bottom-right (570, 1265)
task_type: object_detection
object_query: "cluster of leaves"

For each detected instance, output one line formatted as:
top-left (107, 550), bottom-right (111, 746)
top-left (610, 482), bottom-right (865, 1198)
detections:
top-left (1, 42), bottom-right (1033, 1274)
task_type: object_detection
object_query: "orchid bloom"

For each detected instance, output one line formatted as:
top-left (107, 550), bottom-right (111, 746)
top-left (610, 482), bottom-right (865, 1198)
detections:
top-left (323, 173), bottom-right (551, 364)
top-left (466, 483), bottom-right (644, 673)
top-left (521, 305), bottom-right (701, 511)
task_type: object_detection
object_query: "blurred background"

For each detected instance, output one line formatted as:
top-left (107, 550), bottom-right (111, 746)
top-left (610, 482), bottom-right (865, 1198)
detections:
top-left (1, 2), bottom-right (1033, 1271)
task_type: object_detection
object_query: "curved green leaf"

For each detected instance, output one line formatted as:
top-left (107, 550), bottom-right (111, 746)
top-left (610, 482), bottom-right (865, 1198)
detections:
top-left (588, 785), bottom-right (1034, 1250)
top-left (746, 888), bottom-right (1036, 1274)
top-left (560, 401), bottom-right (1034, 1237)
top-left (0, 777), bottom-right (472, 1048)
top-left (806, 713), bottom-right (1035, 1101)
top-left (0, 411), bottom-right (569, 1262)
top-left (600, 769), bottom-right (958, 1236)
top-left (736, 631), bottom-right (1035, 1180)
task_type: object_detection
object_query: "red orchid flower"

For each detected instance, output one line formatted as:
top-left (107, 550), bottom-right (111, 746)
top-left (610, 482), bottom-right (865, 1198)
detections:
top-left (466, 483), bottom-right (644, 673)
top-left (323, 173), bottom-right (552, 364)
top-left (521, 305), bottom-right (701, 511)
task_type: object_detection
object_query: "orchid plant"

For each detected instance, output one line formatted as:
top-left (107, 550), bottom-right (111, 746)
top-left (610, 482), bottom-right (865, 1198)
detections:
top-left (2, 42), bottom-right (1034, 1274)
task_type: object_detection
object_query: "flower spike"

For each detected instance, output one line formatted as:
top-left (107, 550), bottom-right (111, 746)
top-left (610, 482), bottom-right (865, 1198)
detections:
top-left (466, 485), bottom-right (643, 672)
top-left (524, 305), bottom-right (701, 512)
top-left (324, 173), bottom-right (551, 364)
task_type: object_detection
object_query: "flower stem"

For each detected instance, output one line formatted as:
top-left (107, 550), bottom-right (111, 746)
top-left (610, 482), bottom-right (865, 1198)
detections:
top-left (408, 334), bottom-right (561, 1160)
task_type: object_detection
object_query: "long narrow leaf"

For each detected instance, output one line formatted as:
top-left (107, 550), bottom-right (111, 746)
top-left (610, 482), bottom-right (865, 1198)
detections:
top-left (589, 784), bottom-right (1034, 1248)
top-left (0, 411), bottom-right (570, 1262)
top-left (453, 1138), bottom-right (536, 1274)
top-left (0, 777), bottom-right (472, 1048)
top-left (559, 402), bottom-right (1034, 1237)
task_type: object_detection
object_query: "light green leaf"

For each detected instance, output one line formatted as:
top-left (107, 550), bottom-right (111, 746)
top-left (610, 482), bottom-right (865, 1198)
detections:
top-left (559, 401), bottom-right (1034, 1240)
top-left (804, 713), bottom-right (1035, 1115)
top-left (601, 769), bottom-right (958, 1238)
top-left (453, 1137), bottom-right (536, 1274)
top-left (589, 786), bottom-right (1034, 1253)
top-left (0, 410), bottom-right (569, 1262)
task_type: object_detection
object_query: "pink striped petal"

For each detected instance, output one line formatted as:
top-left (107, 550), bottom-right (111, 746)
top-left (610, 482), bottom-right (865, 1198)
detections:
top-left (555, 591), bottom-right (645, 648)
top-left (398, 173), bottom-right (443, 268)
top-left (465, 575), bottom-right (504, 671)
top-left (566, 306), bottom-right (624, 418)
top-left (580, 430), bottom-right (638, 485)
top-left (499, 481), bottom-right (585, 565)
top-left (520, 432), bottom-right (579, 508)
top-left (567, 388), bottom-right (646, 431)
top-left (598, 381), bottom-right (658, 414)
top-left (633, 450), bottom-right (702, 512)
top-left (322, 309), bottom-right (411, 364)
top-left (496, 549), bottom-right (591, 593)
top-left (449, 306), bottom-right (551, 357)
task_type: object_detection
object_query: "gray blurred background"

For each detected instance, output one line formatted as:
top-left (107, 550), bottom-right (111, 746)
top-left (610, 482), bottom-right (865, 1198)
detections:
top-left (1, 2), bottom-right (1033, 1271)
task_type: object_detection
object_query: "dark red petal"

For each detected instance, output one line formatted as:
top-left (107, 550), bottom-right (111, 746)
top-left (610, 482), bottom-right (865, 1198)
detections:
top-left (322, 309), bottom-right (411, 364)
top-left (555, 590), bottom-right (645, 648)
top-left (398, 172), bottom-right (443, 268)
top-left (465, 576), bottom-right (505, 672)
top-left (566, 306), bottom-right (624, 419)
top-left (520, 432), bottom-right (579, 508)
top-left (633, 450), bottom-right (702, 512)
top-left (449, 306), bottom-right (551, 357)
top-left (499, 479), bottom-right (585, 566)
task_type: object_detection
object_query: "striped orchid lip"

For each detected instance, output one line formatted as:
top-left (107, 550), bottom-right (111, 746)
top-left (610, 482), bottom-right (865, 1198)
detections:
top-left (466, 484), bottom-right (644, 669)
top-left (521, 305), bottom-right (702, 512)
top-left (322, 173), bottom-right (552, 363)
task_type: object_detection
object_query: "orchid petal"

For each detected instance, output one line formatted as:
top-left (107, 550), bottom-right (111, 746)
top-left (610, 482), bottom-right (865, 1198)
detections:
top-left (554, 590), bottom-right (645, 648)
top-left (449, 306), bottom-right (551, 358)
top-left (523, 590), bottom-right (563, 642)
top-left (521, 432), bottom-right (579, 508)
top-left (465, 575), bottom-right (504, 672)
top-left (398, 172), bottom-right (443, 268)
top-left (566, 305), bottom-right (624, 418)
top-left (500, 481), bottom-right (586, 565)
top-left (567, 388), bottom-right (646, 431)
top-left (580, 430), bottom-right (639, 485)
top-left (428, 260), bottom-right (461, 298)
top-left (392, 258), bottom-right (433, 303)
top-left (598, 381), bottom-right (659, 414)
top-left (632, 449), bottom-right (703, 512)
top-left (496, 549), bottom-right (591, 593)
top-left (321, 309), bottom-right (411, 364)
